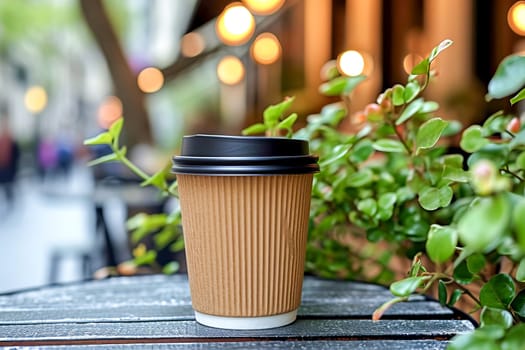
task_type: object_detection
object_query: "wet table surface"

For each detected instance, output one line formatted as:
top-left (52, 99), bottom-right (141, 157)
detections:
top-left (0, 274), bottom-right (475, 349)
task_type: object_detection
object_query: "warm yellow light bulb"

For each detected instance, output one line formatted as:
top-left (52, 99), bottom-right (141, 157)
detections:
top-left (181, 32), bottom-right (205, 57)
top-left (216, 3), bottom-right (255, 46)
top-left (217, 56), bottom-right (245, 85)
top-left (508, 2), bottom-right (525, 36)
top-left (337, 50), bottom-right (365, 76)
top-left (137, 67), bottom-right (164, 93)
top-left (24, 86), bottom-right (48, 113)
top-left (251, 33), bottom-right (281, 65)
top-left (243, 0), bottom-right (285, 15)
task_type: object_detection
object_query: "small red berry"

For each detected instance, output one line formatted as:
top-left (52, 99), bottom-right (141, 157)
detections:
top-left (507, 117), bottom-right (521, 133)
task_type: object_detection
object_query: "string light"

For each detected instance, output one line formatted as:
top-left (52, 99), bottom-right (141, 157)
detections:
top-left (217, 56), bottom-right (245, 85)
top-left (216, 3), bottom-right (255, 46)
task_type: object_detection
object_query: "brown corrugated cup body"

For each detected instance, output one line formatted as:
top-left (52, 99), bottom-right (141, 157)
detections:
top-left (172, 135), bottom-right (318, 329)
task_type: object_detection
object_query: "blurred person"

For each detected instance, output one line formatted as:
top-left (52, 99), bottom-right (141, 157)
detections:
top-left (56, 134), bottom-right (75, 178)
top-left (0, 117), bottom-right (20, 212)
top-left (36, 136), bottom-right (58, 182)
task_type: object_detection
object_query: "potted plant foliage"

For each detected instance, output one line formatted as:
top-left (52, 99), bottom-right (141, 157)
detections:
top-left (85, 39), bottom-right (525, 348)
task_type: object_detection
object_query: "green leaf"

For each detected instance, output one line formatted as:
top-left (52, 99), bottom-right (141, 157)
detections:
top-left (443, 154), bottom-right (464, 168)
top-left (426, 224), bottom-right (458, 263)
top-left (162, 261), bottom-right (180, 275)
top-left (517, 259), bottom-right (525, 282)
top-left (390, 276), bottom-right (429, 297)
top-left (458, 195), bottom-right (510, 252)
top-left (416, 117), bottom-right (448, 154)
top-left (511, 87), bottom-right (525, 105)
top-left (392, 84), bottom-right (405, 106)
top-left (396, 98), bottom-right (424, 125)
top-left (442, 120), bottom-right (463, 137)
top-left (170, 238), bottom-right (185, 252)
top-left (511, 289), bottom-right (525, 317)
top-left (448, 331), bottom-right (499, 350)
top-left (428, 39), bottom-right (453, 63)
top-left (448, 289), bottom-right (463, 306)
top-left (460, 125), bottom-right (489, 152)
top-left (438, 280), bottom-right (447, 305)
top-left (510, 128), bottom-right (525, 149)
top-left (403, 81), bottom-right (420, 103)
top-left (501, 324), bottom-right (525, 350)
top-left (442, 166), bottom-right (469, 183)
top-left (373, 139), bottom-right (407, 153)
top-left (513, 199), bottom-right (525, 252)
top-left (487, 55), bottom-right (525, 99)
top-left (242, 123), bottom-right (267, 135)
top-left (418, 186), bottom-right (453, 211)
top-left (411, 58), bottom-right (429, 75)
top-left (319, 144), bottom-right (350, 167)
top-left (481, 307), bottom-right (514, 328)
top-left (349, 139), bottom-right (374, 163)
top-left (378, 192), bottom-right (397, 209)
top-left (320, 102), bottom-right (347, 126)
top-left (277, 113), bottom-right (298, 130)
top-left (343, 74), bottom-right (367, 94)
top-left (84, 132), bottom-right (112, 146)
top-left (263, 96), bottom-right (295, 126)
top-left (483, 110), bottom-right (506, 132)
top-left (346, 171), bottom-right (373, 187)
top-left (319, 77), bottom-right (346, 96)
top-left (454, 260), bottom-right (474, 284)
top-left (319, 76), bottom-right (365, 96)
top-left (420, 101), bottom-right (439, 113)
top-left (516, 151), bottom-right (525, 170)
top-left (86, 152), bottom-right (118, 167)
top-left (480, 273), bottom-right (515, 309)
top-left (133, 250), bottom-right (157, 266)
top-left (466, 253), bottom-right (486, 274)
top-left (140, 168), bottom-right (167, 190)
top-left (357, 198), bottom-right (377, 217)
top-left (108, 118), bottom-right (123, 138)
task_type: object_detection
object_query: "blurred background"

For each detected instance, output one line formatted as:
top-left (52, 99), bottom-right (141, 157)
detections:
top-left (1, 0), bottom-right (524, 292)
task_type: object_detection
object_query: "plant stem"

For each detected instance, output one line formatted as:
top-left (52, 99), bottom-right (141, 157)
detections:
top-left (390, 120), bottom-right (412, 155)
top-left (451, 281), bottom-right (481, 307)
top-left (501, 167), bottom-right (525, 181)
top-left (118, 154), bottom-right (150, 181)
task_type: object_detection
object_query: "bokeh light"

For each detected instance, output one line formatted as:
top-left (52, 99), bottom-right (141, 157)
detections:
top-left (181, 32), bottom-right (205, 57)
top-left (217, 56), bottom-right (245, 85)
top-left (243, 0), bottom-right (285, 15)
top-left (337, 50), bottom-right (365, 76)
top-left (137, 67), bottom-right (164, 93)
top-left (508, 1), bottom-right (525, 36)
top-left (403, 53), bottom-right (424, 74)
top-left (251, 33), bottom-right (282, 65)
top-left (24, 86), bottom-right (48, 114)
top-left (97, 96), bottom-right (123, 129)
top-left (216, 3), bottom-right (255, 46)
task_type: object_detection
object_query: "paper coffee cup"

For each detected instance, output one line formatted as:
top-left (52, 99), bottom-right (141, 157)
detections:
top-left (172, 135), bottom-right (318, 330)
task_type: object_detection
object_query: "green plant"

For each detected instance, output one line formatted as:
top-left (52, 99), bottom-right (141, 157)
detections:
top-left (84, 119), bottom-right (183, 275)
top-left (254, 39), bottom-right (525, 349)
top-left (85, 39), bottom-right (525, 349)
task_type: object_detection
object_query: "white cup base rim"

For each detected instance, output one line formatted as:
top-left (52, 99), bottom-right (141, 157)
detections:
top-left (194, 309), bottom-right (298, 330)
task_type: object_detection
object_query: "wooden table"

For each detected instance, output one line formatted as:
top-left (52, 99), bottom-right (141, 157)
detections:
top-left (0, 275), bottom-right (474, 349)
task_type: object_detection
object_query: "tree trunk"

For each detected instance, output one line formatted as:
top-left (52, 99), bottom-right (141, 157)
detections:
top-left (79, 0), bottom-right (152, 147)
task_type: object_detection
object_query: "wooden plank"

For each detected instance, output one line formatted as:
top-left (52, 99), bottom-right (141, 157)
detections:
top-left (0, 275), bottom-right (424, 310)
top-left (0, 300), bottom-right (453, 326)
top-left (13, 339), bottom-right (450, 349)
top-left (0, 300), bottom-right (452, 325)
top-left (0, 319), bottom-right (474, 344)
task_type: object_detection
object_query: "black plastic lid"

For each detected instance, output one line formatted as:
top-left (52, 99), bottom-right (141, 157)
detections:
top-left (172, 134), bottom-right (319, 175)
